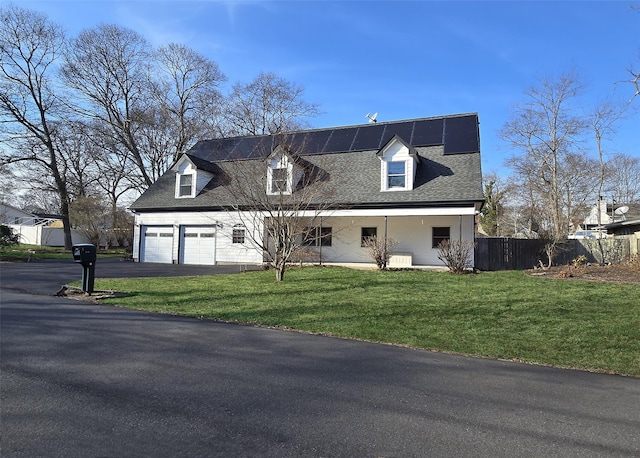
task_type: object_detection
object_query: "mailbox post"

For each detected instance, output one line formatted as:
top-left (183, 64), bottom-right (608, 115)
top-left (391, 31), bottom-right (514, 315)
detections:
top-left (72, 244), bottom-right (97, 294)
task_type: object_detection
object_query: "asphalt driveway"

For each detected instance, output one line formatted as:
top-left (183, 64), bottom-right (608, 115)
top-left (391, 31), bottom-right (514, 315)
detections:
top-left (1, 257), bottom-right (257, 295)
top-left (1, 260), bottom-right (639, 457)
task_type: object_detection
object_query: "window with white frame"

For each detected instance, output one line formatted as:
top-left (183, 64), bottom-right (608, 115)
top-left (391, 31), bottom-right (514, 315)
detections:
top-left (232, 224), bottom-right (246, 244)
top-left (271, 167), bottom-right (289, 193)
top-left (178, 173), bottom-right (194, 197)
top-left (387, 161), bottom-right (406, 188)
top-left (267, 152), bottom-right (293, 195)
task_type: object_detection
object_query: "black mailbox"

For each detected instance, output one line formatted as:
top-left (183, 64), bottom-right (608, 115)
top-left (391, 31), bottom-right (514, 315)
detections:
top-left (72, 244), bottom-right (97, 294)
top-left (73, 244), bottom-right (97, 266)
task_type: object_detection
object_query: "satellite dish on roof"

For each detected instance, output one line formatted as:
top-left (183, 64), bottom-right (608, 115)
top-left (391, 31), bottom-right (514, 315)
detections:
top-left (366, 112), bottom-right (378, 123)
top-left (614, 205), bottom-right (629, 217)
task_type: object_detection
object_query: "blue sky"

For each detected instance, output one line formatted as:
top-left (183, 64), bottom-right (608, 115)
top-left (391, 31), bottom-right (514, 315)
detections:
top-left (17, 0), bottom-right (640, 176)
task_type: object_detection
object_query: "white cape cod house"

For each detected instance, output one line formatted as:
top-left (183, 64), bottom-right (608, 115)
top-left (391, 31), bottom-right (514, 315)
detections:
top-left (129, 113), bottom-right (484, 268)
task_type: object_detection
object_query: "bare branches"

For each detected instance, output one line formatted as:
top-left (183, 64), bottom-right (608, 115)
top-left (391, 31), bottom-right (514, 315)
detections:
top-left (62, 23), bottom-right (154, 187)
top-left (436, 240), bottom-right (475, 273)
top-left (222, 72), bottom-right (320, 136)
top-left (151, 43), bottom-right (226, 160)
top-left (501, 72), bottom-right (587, 239)
top-left (223, 134), bottom-right (339, 281)
top-left (0, 4), bottom-right (73, 248)
top-left (363, 235), bottom-right (398, 270)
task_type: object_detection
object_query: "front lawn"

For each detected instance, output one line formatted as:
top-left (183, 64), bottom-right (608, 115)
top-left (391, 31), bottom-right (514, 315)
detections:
top-left (94, 267), bottom-right (640, 376)
top-left (0, 244), bottom-right (129, 261)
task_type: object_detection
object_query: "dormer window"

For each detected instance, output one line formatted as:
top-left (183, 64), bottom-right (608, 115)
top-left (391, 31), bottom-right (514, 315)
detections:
top-left (267, 150), bottom-right (294, 195)
top-left (172, 154), bottom-right (215, 199)
top-left (387, 161), bottom-right (406, 188)
top-left (377, 135), bottom-right (419, 192)
top-left (271, 167), bottom-right (289, 193)
top-left (178, 174), bottom-right (194, 197)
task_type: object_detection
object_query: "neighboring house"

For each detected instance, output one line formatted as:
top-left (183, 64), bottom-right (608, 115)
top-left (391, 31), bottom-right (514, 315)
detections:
top-left (604, 205), bottom-right (640, 255)
top-left (0, 202), bottom-right (89, 247)
top-left (580, 198), bottom-right (613, 229)
top-left (576, 200), bottom-right (640, 255)
top-left (129, 113), bottom-right (484, 268)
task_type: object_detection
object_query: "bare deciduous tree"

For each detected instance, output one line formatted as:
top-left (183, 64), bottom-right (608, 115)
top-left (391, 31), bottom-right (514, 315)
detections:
top-left (588, 99), bottom-right (627, 227)
top-left (69, 195), bottom-right (109, 247)
top-left (151, 43), bottom-right (226, 161)
top-left (605, 153), bottom-right (640, 204)
top-left (501, 72), bottom-right (586, 240)
top-left (222, 72), bottom-right (320, 136)
top-left (62, 23), bottom-right (155, 188)
top-left (223, 135), bottom-right (338, 281)
top-left (0, 4), bottom-right (75, 248)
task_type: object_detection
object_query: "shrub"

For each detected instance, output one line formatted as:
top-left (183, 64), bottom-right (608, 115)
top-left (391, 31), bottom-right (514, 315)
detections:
top-left (436, 239), bottom-right (475, 274)
top-left (363, 235), bottom-right (398, 270)
top-left (0, 225), bottom-right (20, 246)
top-left (571, 254), bottom-right (587, 268)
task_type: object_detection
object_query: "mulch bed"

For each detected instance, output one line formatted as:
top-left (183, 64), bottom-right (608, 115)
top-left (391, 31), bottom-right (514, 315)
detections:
top-left (527, 263), bottom-right (640, 285)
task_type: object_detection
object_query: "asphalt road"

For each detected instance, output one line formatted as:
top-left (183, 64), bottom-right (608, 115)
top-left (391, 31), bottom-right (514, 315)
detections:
top-left (1, 260), bottom-right (639, 457)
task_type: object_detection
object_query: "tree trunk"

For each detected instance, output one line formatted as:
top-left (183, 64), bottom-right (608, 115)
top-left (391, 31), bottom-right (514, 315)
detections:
top-left (275, 261), bottom-right (285, 282)
top-left (60, 201), bottom-right (73, 250)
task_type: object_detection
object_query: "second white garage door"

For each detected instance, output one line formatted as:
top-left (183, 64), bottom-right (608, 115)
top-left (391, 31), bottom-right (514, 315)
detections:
top-left (180, 226), bottom-right (216, 265)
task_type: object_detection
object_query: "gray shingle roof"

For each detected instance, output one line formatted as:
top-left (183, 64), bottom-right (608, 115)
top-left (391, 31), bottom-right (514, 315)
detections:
top-left (130, 113), bottom-right (484, 212)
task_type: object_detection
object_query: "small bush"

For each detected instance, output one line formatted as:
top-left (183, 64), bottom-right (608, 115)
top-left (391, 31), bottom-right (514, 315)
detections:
top-left (571, 254), bottom-right (587, 268)
top-left (437, 239), bottom-right (475, 274)
top-left (0, 225), bottom-right (20, 246)
top-left (363, 235), bottom-right (398, 270)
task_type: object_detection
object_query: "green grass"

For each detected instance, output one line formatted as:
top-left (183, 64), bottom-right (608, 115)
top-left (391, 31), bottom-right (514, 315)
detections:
top-left (0, 244), bottom-right (129, 260)
top-left (92, 267), bottom-right (640, 376)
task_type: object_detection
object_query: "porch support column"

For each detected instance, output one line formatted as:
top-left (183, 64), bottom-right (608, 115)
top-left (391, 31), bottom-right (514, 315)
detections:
top-left (319, 216), bottom-right (323, 266)
top-left (384, 215), bottom-right (388, 269)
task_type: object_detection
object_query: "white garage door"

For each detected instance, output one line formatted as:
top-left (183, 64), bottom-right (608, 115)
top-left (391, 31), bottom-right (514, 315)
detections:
top-left (180, 226), bottom-right (216, 265)
top-left (141, 226), bottom-right (174, 263)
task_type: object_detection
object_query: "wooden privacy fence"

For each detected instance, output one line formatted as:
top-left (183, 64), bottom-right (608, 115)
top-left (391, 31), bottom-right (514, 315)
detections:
top-left (474, 237), bottom-right (631, 271)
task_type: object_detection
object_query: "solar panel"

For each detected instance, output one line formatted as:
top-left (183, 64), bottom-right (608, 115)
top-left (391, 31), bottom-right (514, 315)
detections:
top-left (187, 114), bottom-right (480, 161)
top-left (290, 130), bottom-right (333, 154)
top-left (444, 115), bottom-right (478, 154)
top-left (351, 124), bottom-right (387, 151)
top-left (411, 118), bottom-right (444, 146)
top-left (191, 138), bottom-right (239, 162)
top-left (381, 122), bottom-right (414, 146)
top-left (323, 127), bottom-right (359, 153)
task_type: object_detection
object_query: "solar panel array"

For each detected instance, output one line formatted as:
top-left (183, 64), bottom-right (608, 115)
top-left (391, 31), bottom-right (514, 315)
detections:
top-left (189, 114), bottom-right (479, 162)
